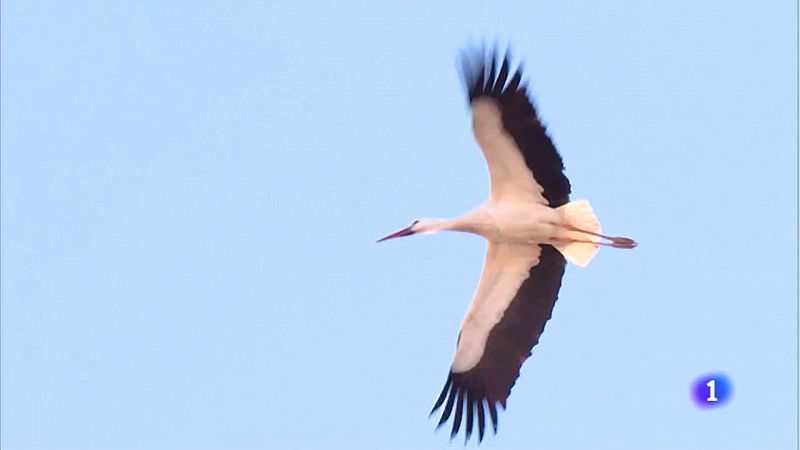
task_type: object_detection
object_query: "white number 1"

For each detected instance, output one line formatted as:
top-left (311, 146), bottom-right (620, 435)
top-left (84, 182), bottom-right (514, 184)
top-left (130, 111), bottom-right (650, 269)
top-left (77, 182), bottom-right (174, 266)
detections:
top-left (706, 379), bottom-right (718, 402)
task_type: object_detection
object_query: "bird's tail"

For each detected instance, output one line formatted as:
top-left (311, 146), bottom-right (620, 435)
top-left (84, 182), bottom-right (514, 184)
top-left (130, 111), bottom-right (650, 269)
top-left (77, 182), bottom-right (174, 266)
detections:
top-left (553, 200), bottom-right (602, 267)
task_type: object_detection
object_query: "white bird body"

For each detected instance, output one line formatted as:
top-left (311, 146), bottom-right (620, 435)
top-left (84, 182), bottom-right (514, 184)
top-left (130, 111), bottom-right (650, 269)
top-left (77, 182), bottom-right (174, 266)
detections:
top-left (378, 48), bottom-right (636, 444)
top-left (415, 201), bottom-right (562, 244)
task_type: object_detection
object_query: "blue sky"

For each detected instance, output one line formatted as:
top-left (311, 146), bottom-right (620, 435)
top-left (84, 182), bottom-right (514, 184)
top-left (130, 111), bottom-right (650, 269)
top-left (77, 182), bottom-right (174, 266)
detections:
top-left (1, 1), bottom-right (796, 449)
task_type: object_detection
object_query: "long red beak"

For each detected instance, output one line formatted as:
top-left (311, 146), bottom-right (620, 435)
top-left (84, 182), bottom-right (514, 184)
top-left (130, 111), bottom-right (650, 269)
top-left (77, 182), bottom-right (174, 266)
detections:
top-left (376, 225), bottom-right (416, 243)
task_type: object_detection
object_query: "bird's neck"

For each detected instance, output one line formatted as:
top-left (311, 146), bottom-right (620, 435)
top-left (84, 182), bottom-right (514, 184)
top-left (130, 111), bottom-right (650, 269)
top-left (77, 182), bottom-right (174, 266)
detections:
top-left (420, 210), bottom-right (491, 235)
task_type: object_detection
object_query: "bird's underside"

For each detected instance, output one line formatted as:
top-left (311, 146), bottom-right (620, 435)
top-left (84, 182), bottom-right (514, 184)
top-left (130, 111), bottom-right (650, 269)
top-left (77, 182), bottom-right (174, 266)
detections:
top-left (427, 47), bottom-right (574, 444)
top-left (378, 46), bottom-right (637, 445)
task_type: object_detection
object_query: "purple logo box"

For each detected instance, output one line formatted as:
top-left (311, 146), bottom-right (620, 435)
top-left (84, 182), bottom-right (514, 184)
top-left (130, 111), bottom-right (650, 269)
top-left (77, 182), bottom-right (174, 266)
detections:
top-left (691, 373), bottom-right (732, 408)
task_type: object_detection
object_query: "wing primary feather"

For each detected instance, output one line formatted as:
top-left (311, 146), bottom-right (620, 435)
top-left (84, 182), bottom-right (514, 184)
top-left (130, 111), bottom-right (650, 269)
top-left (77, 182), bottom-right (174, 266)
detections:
top-left (450, 390), bottom-right (465, 440)
top-left (494, 55), bottom-right (510, 95)
top-left (472, 66), bottom-right (486, 100)
top-left (460, 53), bottom-right (476, 101)
top-left (514, 63), bottom-right (527, 93)
top-left (465, 390), bottom-right (475, 443)
top-left (488, 401), bottom-right (498, 434)
top-left (485, 52), bottom-right (497, 92)
top-left (477, 399), bottom-right (486, 443)
top-left (437, 384), bottom-right (458, 428)
top-left (506, 69), bottom-right (522, 94)
top-left (430, 373), bottom-right (452, 415)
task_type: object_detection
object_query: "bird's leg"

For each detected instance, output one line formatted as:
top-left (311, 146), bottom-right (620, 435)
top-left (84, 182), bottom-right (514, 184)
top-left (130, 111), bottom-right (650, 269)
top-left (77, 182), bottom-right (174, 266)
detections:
top-left (551, 238), bottom-right (621, 248)
top-left (563, 226), bottom-right (638, 249)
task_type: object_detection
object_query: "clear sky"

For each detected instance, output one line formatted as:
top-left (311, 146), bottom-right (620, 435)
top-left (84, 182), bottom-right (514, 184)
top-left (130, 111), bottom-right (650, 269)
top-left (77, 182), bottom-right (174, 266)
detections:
top-left (1, 1), bottom-right (797, 449)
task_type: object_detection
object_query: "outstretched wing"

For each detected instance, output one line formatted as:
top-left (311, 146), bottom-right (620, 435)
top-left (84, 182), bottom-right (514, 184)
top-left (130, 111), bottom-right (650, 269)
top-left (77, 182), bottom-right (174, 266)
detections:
top-left (430, 244), bottom-right (566, 443)
top-left (463, 48), bottom-right (571, 207)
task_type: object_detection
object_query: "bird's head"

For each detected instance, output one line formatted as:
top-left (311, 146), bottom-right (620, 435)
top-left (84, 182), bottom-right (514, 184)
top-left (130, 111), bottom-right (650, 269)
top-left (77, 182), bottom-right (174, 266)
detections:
top-left (377, 219), bottom-right (432, 243)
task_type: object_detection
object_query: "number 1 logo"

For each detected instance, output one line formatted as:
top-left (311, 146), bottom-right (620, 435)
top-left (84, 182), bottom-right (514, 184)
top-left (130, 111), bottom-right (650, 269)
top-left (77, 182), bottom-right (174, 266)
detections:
top-left (692, 373), bottom-right (731, 408)
top-left (706, 379), bottom-right (718, 402)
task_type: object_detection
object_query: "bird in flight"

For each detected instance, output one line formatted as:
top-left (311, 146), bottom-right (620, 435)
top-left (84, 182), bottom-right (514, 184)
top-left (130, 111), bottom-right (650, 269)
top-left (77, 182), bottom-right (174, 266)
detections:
top-left (377, 47), bottom-right (637, 444)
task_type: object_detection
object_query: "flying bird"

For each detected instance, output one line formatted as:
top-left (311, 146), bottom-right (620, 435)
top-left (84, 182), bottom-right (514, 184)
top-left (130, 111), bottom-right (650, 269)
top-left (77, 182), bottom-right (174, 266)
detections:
top-left (377, 48), bottom-right (637, 443)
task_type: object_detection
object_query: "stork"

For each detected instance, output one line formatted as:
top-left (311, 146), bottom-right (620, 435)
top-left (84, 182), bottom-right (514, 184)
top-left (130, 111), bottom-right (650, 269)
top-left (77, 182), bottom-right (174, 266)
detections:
top-left (378, 48), bottom-right (637, 443)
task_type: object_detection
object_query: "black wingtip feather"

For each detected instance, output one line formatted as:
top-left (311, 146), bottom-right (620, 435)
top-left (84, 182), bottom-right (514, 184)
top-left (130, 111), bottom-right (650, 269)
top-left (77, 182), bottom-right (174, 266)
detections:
top-left (493, 56), bottom-right (510, 96)
top-left (430, 373), bottom-right (453, 416)
top-left (437, 384), bottom-right (458, 428)
top-left (465, 391), bottom-right (475, 443)
top-left (477, 399), bottom-right (486, 443)
top-left (459, 53), bottom-right (476, 102)
top-left (506, 69), bottom-right (522, 95)
top-left (450, 390), bottom-right (465, 439)
top-left (488, 401), bottom-right (498, 434)
top-left (473, 69), bottom-right (485, 101)
top-left (485, 53), bottom-right (497, 93)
